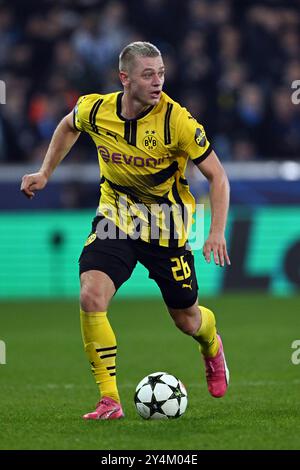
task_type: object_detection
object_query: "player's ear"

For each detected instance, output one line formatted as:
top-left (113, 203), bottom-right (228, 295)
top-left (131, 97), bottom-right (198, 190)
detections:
top-left (119, 71), bottom-right (129, 86)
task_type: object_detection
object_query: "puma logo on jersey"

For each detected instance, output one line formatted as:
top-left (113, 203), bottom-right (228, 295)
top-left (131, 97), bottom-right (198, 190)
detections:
top-left (182, 280), bottom-right (193, 290)
top-left (106, 131), bottom-right (118, 142)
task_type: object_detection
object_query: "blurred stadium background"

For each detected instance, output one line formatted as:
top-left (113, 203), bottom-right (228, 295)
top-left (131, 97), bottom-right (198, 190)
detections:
top-left (1, 0), bottom-right (300, 450)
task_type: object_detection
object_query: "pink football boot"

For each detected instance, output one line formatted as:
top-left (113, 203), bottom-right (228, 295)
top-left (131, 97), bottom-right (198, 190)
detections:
top-left (83, 397), bottom-right (124, 420)
top-left (203, 334), bottom-right (229, 398)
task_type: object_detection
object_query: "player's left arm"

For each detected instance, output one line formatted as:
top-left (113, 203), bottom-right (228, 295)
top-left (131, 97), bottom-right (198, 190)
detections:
top-left (176, 105), bottom-right (230, 266)
top-left (197, 150), bottom-right (231, 267)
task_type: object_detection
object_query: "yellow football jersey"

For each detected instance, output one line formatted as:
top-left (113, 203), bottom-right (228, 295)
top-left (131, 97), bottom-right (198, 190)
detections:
top-left (73, 91), bottom-right (212, 247)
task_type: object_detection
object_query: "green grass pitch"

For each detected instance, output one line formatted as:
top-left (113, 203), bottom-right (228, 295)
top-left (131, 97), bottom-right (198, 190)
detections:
top-left (1, 295), bottom-right (300, 450)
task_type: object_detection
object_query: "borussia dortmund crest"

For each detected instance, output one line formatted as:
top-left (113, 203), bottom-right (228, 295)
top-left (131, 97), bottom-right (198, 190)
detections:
top-left (143, 130), bottom-right (157, 150)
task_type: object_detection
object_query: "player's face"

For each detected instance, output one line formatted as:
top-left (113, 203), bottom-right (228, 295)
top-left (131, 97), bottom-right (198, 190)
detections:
top-left (125, 55), bottom-right (165, 106)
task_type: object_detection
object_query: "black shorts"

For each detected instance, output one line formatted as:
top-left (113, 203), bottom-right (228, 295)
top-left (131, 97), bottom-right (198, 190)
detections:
top-left (79, 216), bottom-right (198, 309)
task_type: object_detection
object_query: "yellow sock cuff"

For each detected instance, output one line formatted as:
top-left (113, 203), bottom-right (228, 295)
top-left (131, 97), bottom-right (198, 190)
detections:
top-left (195, 306), bottom-right (216, 338)
top-left (80, 310), bottom-right (108, 331)
top-left (194, 306), bottom-right (219, 357)
top-left (80, 309), bottom-right (107, 318)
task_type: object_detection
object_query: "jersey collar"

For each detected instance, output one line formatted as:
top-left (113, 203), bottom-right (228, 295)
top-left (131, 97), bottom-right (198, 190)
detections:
top-left (116, 92), bottom-right (155, 121)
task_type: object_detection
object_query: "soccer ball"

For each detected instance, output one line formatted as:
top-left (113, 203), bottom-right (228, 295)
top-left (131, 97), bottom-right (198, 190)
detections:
top-left (134, 372), bottom-right (188, 420)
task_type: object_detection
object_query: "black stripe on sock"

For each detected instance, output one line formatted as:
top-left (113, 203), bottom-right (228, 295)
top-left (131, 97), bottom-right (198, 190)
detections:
top-left (100, 353), bottom-right (117, 359)
top-left (106, 366), bottom-right (116, 370)
top-left (96, 346), bottom-right (117, 352)
top-left (109, 372), bottom-right (116, 376)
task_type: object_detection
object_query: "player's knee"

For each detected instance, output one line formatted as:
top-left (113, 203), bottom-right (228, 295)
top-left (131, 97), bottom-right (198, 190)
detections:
top-left (80, 285), bottom-right (109, 312)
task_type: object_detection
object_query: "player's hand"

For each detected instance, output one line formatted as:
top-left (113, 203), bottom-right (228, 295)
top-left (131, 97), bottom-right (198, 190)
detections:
top-left (20, 171), bottom-right (48, 199)
top-left (203, 232), bottom-right (231, 267)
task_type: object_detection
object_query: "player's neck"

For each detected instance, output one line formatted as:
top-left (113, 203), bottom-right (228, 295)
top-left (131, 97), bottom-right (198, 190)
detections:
top-left (121, 93), bottom-right (150, 120)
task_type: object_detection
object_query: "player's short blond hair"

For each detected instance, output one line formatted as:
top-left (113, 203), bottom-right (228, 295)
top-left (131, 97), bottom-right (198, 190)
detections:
top-left (119, 41), bottom-right (161, 72)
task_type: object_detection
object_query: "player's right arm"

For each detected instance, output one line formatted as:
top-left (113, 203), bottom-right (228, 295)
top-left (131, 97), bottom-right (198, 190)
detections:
top-left (21, 111), bottom-right (81, 199)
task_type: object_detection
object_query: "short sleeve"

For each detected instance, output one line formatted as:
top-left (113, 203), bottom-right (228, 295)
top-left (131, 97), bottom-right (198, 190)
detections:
top-left (177, 107), bottom-right (212, 165)
top-left (73, 95), bottom-right (86, 132)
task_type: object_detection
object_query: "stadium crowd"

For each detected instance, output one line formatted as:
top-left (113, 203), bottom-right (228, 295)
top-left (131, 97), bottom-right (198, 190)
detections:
top-left (1, 0), bottom-right (300, 165)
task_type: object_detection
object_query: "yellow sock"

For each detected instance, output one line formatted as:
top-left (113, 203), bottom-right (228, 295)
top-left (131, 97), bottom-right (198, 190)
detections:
top-left (193, 306), bottom-right (219, 357)
top-left (80, 309), bottom-right (120, 403)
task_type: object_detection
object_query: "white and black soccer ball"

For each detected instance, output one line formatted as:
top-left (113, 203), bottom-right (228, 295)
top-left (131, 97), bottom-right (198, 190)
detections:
top-left (134, 372), bottom-right (188, 420)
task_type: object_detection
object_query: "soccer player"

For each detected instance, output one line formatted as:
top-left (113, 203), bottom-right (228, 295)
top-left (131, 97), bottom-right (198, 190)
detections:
top-left (21, 42), bottom-right (231, 420)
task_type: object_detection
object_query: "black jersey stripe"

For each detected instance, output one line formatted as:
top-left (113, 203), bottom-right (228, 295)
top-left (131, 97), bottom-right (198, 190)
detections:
top-left (99, 175), bottom-right (105, 200)
top-left (124, 120), bottom-right (131, 143)
top-left (172, 180), bottom-right (185, 208)
top-left (92, 98), bottom-right (104, 133)
top-left (89, 100), bottom-right (99, 132)
top-left (105, 178), bottom-right (168, 204)
top-left (161, 202), bottom-right (177, 249)
top-left (130, 120), bottom-right (137, 146)
top-left (164, 103), bottom-right (173, 145)
top-left (105, 178), bottom-right (141, 203)
top-left (89, 98), bottom-right (103, 134)
top-left (168, 216), bottom-right (177, 248)
top-left (192, 145), bottom-right (212, 165)
top-left (149, 161), bottom-right (178, 186)
top-left (124, 120), bottom-right (137, 146)
top-left (172, 179), bottom-right (189, 235)
top-left (179, 177), bottom-right (188, 185)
